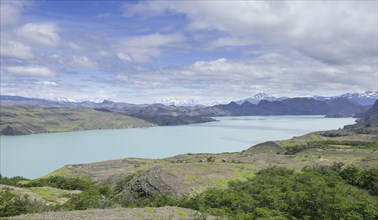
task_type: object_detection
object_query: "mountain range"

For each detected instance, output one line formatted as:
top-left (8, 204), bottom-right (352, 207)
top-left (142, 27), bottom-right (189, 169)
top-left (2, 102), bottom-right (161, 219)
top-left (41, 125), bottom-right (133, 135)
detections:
top-left (1, 93), bottom-right (374, 119)
top-left (214, 97), bottom-right (371, 117)
top-left (1, 91), bottom-right (377, 107)
top-left (236, 91), bottom-right (377, 106)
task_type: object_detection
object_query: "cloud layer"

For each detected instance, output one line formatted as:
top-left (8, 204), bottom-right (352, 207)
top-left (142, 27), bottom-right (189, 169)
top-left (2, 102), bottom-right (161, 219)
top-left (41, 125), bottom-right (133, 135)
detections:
top-left (1, 1), bottom-right (377, 103)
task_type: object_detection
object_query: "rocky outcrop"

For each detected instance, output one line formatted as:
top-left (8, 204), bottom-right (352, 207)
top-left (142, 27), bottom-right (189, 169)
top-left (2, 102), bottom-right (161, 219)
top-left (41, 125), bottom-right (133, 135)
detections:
top-left (118, 162), bottom-right (258, 203)
top-left (0, 123), bottom-right (47, 135)
top-left (243, 141), bottom-right (285, 154)
top-left (123, 167), bottom-right (182, 201)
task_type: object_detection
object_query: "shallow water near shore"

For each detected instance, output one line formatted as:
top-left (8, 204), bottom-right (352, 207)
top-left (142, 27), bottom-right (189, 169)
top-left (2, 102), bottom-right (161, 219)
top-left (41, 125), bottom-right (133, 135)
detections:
top-left (0, 115), bottom-right (355, 179)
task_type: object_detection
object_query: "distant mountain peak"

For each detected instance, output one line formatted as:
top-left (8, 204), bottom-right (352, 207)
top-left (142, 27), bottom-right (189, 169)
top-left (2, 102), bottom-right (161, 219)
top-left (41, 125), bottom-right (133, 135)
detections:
top-left (48, 97), bottom-right (76, 103)
top-left (235, 92), bottom-right (377, 106)
top-left (154, 97), bottom-right (201, 107)
top-left (339, 91), bottom-right (378, 99)
top-left (229, 101), bottom-right (240, 106)
top-left (101, 99), bottom-right (114, 104)
top-left (236, 93), bottom-right (287, 105)
top-left (48, 97), bottom-right (105, 103)
top-left (241, 101), bottom-right (254, 106)
top-left (327, 92), bottom-right (377, 106)
top-left (253, 93), bottom-right (270, 99)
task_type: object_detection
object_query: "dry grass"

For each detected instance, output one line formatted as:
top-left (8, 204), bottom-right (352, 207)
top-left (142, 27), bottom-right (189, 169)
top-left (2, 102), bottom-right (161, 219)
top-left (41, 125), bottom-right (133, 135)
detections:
top-left (11, 206), bottom-right (219, 220)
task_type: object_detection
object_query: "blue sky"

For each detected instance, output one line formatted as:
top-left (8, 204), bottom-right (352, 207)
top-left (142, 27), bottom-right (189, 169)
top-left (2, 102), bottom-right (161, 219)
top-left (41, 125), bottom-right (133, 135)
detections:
top-left (1, 1), bottom-right (377, 104)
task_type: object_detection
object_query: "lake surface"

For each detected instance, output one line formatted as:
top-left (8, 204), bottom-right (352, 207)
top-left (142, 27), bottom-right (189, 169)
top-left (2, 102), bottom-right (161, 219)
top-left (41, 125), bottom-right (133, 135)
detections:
top-left (0, 116), bottom-right (355, 179)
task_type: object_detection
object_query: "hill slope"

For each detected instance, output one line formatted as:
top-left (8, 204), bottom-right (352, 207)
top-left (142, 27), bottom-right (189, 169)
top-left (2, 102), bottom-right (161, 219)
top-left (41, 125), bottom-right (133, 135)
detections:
top-left (356, 100), bottom-right (378, 127)
top-left (0, 106), bottom-right (154, 135)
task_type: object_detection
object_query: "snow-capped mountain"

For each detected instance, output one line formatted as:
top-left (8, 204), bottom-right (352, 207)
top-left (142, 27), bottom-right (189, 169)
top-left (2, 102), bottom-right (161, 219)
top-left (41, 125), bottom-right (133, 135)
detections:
top-left (314, 92), bottom-right (377, 106)
top-left (235, 93), bottom-right (287, 105)
top-left (155, 97), bottom-right (201, 107)
top-left (48, 97), bottom-right (105, 103)
top-left (338, 92), bottom-right (378, 106)
top-left (48, 97), bottom-right (78, 103)
top-left (235, 92), bottom-right (377, 106)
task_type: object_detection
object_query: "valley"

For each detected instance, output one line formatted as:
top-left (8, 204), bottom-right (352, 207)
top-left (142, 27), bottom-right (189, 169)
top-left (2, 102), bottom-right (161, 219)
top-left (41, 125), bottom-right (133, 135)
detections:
top-left (1, 1), bottom-right (377, 219)
top-left (1, 100), bottom-right (377, 219)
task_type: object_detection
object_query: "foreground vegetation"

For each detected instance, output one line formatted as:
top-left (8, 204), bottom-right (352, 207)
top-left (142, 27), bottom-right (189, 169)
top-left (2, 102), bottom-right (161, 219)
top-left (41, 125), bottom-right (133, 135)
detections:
top-left (187, 166), bottom-right (377, 219)
top-left (1, 164), bottom-right (377, 219)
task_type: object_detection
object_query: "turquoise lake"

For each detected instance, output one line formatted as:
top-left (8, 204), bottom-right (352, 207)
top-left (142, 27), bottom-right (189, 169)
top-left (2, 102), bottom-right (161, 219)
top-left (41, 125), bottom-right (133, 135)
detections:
top-left (0, 116), bottom-right (355, 179)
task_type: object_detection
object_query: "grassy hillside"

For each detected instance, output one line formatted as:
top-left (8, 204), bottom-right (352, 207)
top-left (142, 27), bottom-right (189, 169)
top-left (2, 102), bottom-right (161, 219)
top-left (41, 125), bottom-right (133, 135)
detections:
top-left (0, 106), bottom-right (154, 135)
top-left (0, 184), bottom-right (79, 206)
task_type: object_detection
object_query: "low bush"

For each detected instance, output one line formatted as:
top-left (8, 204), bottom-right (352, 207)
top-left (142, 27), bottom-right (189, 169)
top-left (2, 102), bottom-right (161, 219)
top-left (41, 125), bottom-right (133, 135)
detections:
top-left (179, 166), bottom-right (378, 220)
top-left (0, 188), bottom-right (44, 217)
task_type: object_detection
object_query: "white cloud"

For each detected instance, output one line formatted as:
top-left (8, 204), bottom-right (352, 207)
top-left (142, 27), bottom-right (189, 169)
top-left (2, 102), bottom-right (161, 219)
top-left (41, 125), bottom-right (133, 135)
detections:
top-left (0, 1), bottom-right (29, 27)
top-left (116, 52), bottom-right (133, 62)
top-left (71, 55), bottom-right (97, 68)
top-left (66, 41), bottom-right (82, 51)
top-left (3, 66), bottom-right (56, 77)
top-left (36, 81), bottom-right (57, 86)
top-left (18, 23), bottom-right (61, 47)
top-left (208, 37), bottom-right (254, 49)
top-left (0, 40), bottom-right (34, 60)
top-left (116, 74), bottom-right (129, 82)
top-left (1, 1), bottom-right (376, 103)
top-left (0, 78), bottom-right (89, 101)
top-left (124, 1), bottom-right (377, 64)
top-left (1, 3), bottom-right (21, 27)
top-left (109, 50), bottom-right (376, 100)
top-left (97, 50), bottom-right (112, 57)
top-left (115, 33), bottom-right (186, 63)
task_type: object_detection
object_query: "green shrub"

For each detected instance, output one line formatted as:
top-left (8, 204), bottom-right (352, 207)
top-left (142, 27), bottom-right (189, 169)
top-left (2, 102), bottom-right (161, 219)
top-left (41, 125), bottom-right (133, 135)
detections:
top-left (340, 167), bottom-right (378, 195)
top-left (25, 176), bottom-right (93, 191)
top-left (0, 175), bottom-right (29, 187)
top-left (180, 166), bottom-right (378, 220)
top-left (64, 186), bottom-right (117, 210)
top-left (0, 188), bottom-right (43, 217)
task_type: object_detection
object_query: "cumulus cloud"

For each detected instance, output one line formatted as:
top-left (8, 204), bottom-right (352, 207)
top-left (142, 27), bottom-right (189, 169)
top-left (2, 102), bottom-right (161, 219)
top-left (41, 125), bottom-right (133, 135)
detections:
top-left (97, 50), bottom-right (112, 57)
top-left (36, 81), bottom-right (57, 86)
top-left (2, 66), bottom-right (56, 77)
top-left (124, 1), bottom-right (377, 65)
top-left (0, 78), bottom-right (88, 100)
top-left (71, 55), bottom-right (97, 68)
top-left (17, 23), bottom-right (61, 47)
top-left (66, 41), bottom-right (82, 51)
top-left (1, 1), bottom-right (376, 103)
top-left (104, 50), bottom-right (376, 101)
top-left (115, 33), bottom-right (186, 63)
top-left (0, 1), bottom-right (30, 27)
top-left (0, 40), bottom-right (34, 60)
